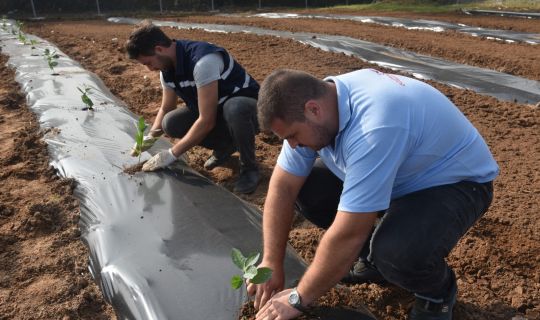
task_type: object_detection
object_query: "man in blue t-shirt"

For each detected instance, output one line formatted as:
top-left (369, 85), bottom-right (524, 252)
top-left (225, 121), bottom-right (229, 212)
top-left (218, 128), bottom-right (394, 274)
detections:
top-left (249, 69), bottom-right (498, 320)
top-left (125, 21), bottom-right (260, 194)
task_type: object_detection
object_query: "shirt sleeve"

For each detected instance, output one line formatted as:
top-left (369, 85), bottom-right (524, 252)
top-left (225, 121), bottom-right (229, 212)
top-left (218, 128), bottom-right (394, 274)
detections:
top-left (193, 52), bottom-right (225, 88)
top-left (276, 140), bottom-right (317, 177)
top-left (338, 126), bottom-right (409, 213)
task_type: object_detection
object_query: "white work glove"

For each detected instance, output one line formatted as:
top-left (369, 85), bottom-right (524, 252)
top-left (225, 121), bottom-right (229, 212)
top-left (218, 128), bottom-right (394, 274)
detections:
top-left (130, 130), bottom-right (163, 157)
top-left (142, 148), bottom-right (178, 172)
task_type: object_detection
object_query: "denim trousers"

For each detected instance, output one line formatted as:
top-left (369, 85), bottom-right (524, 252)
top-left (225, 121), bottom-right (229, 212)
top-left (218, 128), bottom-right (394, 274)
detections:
top-left (296, 159), bottom-right (494, 299)
top-left (162, 96), bottom-right (259, 170)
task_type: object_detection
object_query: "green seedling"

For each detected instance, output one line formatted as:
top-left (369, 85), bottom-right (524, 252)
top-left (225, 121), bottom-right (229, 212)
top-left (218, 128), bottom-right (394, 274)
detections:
top-left (1, 18), bottom-right (7, 31)
top-left (230, 248), bottom-right (272, 291)
top-left (134, 116), bottom-right (148, 163)
top-left (17, 31), bottom-right (27, 44)
top-left (14, 20), bottom-right (23, 37)
top-left (77, 86), bottom-right (94, 111)
top-left (43, 48), bottom-right (59, 74)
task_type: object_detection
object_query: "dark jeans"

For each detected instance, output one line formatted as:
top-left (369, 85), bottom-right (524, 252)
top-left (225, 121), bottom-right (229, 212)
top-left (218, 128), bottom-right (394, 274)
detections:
top-left (162, 96), bottom-right (259, 170)
top-left (296, 159), bottom-right (494, 299)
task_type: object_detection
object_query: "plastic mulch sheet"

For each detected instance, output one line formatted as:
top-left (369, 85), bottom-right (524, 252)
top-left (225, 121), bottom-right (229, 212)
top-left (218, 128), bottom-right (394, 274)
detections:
top-left (463, 9), bottom-right (540, 20)
top-left (109, 17), bottom-right (540, 105)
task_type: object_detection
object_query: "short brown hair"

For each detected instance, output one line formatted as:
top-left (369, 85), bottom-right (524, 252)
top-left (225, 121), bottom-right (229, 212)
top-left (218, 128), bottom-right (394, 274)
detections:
top-left (125, 20), bottom-right (172, 59)
top-left (257, 69), bottom-right (328, 131)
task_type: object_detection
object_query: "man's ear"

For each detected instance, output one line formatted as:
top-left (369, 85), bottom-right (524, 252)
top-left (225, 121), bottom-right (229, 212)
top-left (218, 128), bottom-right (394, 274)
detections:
top-left (304, 100), bottom-right (321, 119)
top-left (154, 45), bottom-right (165, 54)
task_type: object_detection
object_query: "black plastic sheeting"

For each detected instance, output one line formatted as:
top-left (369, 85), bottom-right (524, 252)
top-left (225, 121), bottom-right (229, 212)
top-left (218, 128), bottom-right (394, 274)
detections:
top-left (0, 22), bottom-right (325, 320)
top-left (463, 9), bottom-right (540, 20)
top-left (109, 17), bottom-right (540, 105)
top-left (245, 12), bottom-right (540, 45)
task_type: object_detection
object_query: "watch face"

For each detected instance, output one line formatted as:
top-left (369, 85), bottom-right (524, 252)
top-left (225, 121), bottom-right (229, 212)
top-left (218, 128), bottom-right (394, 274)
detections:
top-left (288, 291), bottom-right (300, 305)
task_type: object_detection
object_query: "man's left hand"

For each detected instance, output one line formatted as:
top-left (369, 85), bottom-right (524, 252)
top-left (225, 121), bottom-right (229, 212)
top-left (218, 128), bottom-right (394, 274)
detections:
top-left (142, 148), bottom-right (177, 171)
top-left (255, 289), bottom-right (301, 320)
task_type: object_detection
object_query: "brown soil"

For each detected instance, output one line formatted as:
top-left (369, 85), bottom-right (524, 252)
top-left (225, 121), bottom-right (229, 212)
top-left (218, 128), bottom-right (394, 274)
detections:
top-left (0, 10), bottom-right (537, 320)
top-left (123, 162), bottom-right (145, 175)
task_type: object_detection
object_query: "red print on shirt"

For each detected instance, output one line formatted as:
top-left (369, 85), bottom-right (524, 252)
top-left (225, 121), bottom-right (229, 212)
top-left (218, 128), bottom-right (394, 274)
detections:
top-left (369, 69), bottom-right (406, 86)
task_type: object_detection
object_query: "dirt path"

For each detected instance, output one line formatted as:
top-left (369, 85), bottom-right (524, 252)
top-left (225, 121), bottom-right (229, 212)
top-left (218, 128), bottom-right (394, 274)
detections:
top-left (1, 13), bottom-right (537, 319)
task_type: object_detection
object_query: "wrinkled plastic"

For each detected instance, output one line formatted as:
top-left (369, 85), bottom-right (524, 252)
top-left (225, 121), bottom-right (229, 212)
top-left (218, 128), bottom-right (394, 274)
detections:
top-left (0, 24), bottom-right (313, 319)
top-left (463, 9), bottom-right (540, 20)
top-left (249, 12), bottom-right (540, 45)
top-left (109, 17), bottom-right (540, 105)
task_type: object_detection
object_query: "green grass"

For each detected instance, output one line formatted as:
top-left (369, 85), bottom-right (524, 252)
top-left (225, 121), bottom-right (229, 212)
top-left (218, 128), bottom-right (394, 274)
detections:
top-left (318, 0), bottom-right (540, 14)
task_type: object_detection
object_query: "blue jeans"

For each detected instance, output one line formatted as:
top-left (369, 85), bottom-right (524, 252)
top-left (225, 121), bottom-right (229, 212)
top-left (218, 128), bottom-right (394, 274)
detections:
top-left (296, 159), bottom-right (494, 299)
top-left (162, 96), bottom-right (259, 170)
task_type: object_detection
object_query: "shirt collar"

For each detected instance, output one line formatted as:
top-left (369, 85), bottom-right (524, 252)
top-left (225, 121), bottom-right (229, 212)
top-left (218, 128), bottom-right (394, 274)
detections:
top-left (172, 40), bottom-right (184, 77)
top-left (324, 76), bottom-right (351, 138)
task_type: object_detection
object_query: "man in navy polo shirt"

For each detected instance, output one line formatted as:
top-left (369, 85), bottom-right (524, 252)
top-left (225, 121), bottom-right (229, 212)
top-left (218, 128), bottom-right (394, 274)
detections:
top-left (126, 21), bottom-right (260, 194)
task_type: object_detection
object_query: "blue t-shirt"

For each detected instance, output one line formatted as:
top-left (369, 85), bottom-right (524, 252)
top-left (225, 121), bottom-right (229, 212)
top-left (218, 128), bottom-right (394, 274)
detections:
top-left (277, 69), bottom-right (499, 213)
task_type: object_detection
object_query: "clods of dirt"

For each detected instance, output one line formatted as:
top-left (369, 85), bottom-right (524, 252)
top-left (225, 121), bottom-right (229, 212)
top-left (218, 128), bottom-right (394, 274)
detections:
top-left (0, 90), bottom-right (23, 109)
top-left (123, 161), bottom-right (145, 175)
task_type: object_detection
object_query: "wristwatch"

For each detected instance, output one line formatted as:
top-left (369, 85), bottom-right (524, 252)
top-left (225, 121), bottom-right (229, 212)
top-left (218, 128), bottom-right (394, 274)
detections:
top-left (288, 287), bottom-right (309, 313)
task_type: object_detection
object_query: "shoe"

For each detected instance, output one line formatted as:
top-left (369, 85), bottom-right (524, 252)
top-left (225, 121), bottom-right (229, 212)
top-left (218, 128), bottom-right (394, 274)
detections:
top-left (204, 145), bottom-right (236, 170)
top-left (234, 168), bottom-right (260, 194)
top-left (341, 259), bottom-right (387, 284)
top-left (409, 279), bottom-right (457, 320)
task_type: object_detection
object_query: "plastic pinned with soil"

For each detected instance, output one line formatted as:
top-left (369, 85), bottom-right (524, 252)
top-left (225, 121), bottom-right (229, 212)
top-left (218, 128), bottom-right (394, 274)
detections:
top-left (108, 17), bottom-right (540, 105)
top-left (246, 12), bottom-right (540, 45)
top-left (0, 24), bottom-right (314, 319)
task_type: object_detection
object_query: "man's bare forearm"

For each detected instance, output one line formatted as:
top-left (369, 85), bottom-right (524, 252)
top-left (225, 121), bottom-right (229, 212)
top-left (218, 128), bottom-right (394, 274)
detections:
top-left (170, 117), bottom-right (214, 157)
top-left (297, 211), bottom-right (377, 305)
top-left (262, 167), bottom-right (306, 266)
top-left (151, 88), bottom-right (178, 133)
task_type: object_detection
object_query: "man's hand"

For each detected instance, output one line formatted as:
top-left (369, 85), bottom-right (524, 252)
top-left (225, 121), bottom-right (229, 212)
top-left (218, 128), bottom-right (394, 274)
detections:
top-left (248, 263), bottom-right (285, 310)
top-left (130, 134), bottom-right (160, 157)
top-left (142, 148), bottom-right (177, 171)
top-left (255, 289), bottom-right (301, 320)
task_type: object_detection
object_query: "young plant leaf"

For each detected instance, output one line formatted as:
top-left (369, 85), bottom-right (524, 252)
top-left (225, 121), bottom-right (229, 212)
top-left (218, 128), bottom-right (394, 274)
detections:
top-left (243, 265), bottom-right (258, 280)
top-left (77, 86), bottom-right (94, 110)
top-left (231, 248), bottom-right (246, 270)
top-left (230, 248), bottom-right (272, 291)
top-left (250, 267), bottom-right (273, 284)
top-left (82, 94), bottom-right (93, 107)
top-left (136, 117), bottom-right (147, 144)
top-left (43, 48), bottom-right (59, 73)
top-left (231, 275), bottom-right (243, 289)
top-left (244, 252), bottom-right (260, 269)
top-left (134, 116), bottom-right (148, 161)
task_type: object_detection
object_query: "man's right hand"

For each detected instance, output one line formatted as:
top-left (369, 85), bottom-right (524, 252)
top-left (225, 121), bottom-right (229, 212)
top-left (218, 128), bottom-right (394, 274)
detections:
top-left (130, 134), bottom-right (160, 157)
top-left (247, 263), bottom-right (285, 310)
